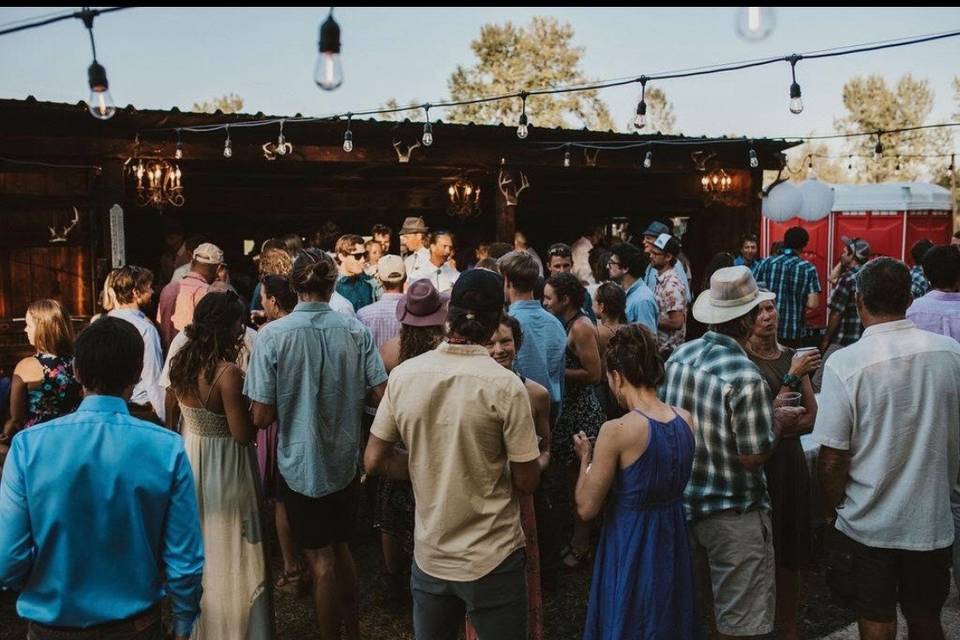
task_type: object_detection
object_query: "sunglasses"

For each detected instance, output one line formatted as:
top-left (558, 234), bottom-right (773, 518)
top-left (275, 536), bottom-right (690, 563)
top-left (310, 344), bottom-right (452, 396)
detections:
top-left (348, 251), bottom-right (368, 260)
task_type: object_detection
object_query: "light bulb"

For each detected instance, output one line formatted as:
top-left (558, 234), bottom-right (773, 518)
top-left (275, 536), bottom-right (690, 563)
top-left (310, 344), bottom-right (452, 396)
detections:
top-left (789, 82), bottom-right (803, 114)
top-left (749, 148), bottom-right (759, 168)
top-left (223, 139), bottom-right (232, 159)
top-left (343, 129), bottom-right (353, 153)
top-left (315, 14), bottom-right (343, 90)
top-left (277, 134), bottom-right (288, 155)
top-left (448, 185), bottom-right (455, 197)
top-left (634, 101), bottom-right (647, 130)
top-left (643, 151), bottom-right (653, 169)
top-left (422, 122), bottom-right (433, 147)
top-left (517, 112), bottom-right (529, 140)
top-left (736, 7), bottom-right (776, 42)
top-left (87, 62), bottom-right (116, 120)
top-left (563, 150), bottom-right (571, 167)
top-left (175, 142), bottom-right (183, 160)
top-left (895, 157), bottom-right (901, 171)
top-left (874, 141), bottom-right (883, 161)
top-left (847, 156), bottom-right (853, 171)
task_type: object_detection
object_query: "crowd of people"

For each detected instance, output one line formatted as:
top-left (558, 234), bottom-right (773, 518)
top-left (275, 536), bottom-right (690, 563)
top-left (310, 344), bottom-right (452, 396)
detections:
top-left (0, 216), bottom-right (959, 640)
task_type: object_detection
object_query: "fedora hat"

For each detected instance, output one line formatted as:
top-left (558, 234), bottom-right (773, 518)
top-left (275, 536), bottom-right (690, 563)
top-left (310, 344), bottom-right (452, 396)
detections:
top-left (399, 216), bottom-right (429, 235)
top-left (396, 279), bottom-right (448, 327)
top-left (692, 266), bottom-right (774, 324)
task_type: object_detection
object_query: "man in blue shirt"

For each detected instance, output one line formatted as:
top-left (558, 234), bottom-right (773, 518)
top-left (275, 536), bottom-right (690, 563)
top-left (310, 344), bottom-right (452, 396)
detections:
top-left (609, 242), bottom-right (659, 332)
top-left (752, 226), bottom-right (821, 347)
top-left (0, 317), bottom-right (204, 640)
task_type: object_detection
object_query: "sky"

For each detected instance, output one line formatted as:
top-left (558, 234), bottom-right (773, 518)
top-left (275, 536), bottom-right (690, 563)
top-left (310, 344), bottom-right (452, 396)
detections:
top-left (0, 7), bottom-right (958, 158)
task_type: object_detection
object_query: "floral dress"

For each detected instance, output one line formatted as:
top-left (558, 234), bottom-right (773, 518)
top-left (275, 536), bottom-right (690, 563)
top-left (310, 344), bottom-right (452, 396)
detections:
top-left (24, 354), bottom-right (82, 427)
top-left (553, 313), bottom-right (605, 466)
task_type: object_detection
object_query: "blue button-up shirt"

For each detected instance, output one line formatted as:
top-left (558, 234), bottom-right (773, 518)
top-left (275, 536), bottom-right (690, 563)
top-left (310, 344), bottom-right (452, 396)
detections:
top-left (108, 308), bottom-right (166, 421)
top-left (625, 279), bottom-right (659, 333)
top-left (244, 301), bottom-right (388, 498)
top-left (508, 300), bottom-right (567, 419)
top-left (0, 395), bottom-right (203, 635)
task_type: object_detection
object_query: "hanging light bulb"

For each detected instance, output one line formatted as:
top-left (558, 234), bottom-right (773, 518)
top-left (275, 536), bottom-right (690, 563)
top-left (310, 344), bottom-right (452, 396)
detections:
top-left (422, 105), bottom-right (433, 146)
top-left (314, 11), bottom-right (343, 91)
top-left (174, 130), bottom-right (183, 160)
top-left (736, 7), bottom-right (776, 41)
top-left (874, 135), bottom-right (884, 161)
top-left (223, 127), bottom-right (232, 159)
top-left (634, 77), bottom-right (648, 130)
top-left (517, 93), bottom-right (529, 139)
top-left (643, 150), bottom-right (653, 169)
top-left (749, 146), bottom-right (759, 168)
top-left (787, 55), bottom-right (803, 115)
top-left (895, 155), bottom-right (901, 171)
top-left (87, 62), bottom-right (116, 120)
top-left (563, 148), bottom-right (571, 167)
top-left (847, 155), bottom-right (853, 171)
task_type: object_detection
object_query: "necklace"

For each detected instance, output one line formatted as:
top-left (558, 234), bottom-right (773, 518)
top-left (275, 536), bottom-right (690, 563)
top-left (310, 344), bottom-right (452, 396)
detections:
top-left (745, 338), bottom-right (779, 360)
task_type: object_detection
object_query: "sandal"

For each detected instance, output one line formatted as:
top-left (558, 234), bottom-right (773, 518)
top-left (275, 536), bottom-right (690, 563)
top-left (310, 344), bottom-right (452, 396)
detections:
top-left (560, 544), bottom-right (593, 570)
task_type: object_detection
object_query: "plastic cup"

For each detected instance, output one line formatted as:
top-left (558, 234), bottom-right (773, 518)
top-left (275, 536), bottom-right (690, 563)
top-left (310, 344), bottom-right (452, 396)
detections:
top-left (778, 391), bottom-right (802, 407)
top-left (793, 347), bottom-right (819, 359)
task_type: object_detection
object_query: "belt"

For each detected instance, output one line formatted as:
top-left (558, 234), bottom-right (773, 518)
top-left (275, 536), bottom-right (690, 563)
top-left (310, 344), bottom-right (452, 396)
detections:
top-left (29, 604), bottom-right (160, 637)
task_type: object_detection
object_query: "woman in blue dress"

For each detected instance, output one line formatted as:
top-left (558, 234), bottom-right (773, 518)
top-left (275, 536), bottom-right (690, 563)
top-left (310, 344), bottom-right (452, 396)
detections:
top-left (574, 324), bottom-right (698, 640)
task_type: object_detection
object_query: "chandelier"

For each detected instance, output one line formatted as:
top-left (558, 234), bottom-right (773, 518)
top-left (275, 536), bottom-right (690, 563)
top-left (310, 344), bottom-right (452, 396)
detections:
top-left (447, 179), bottom-right (481, 219)
top-left (130, 158), bottom-right (184, 209)
top-left (700, 169), bottom-right (733, 194)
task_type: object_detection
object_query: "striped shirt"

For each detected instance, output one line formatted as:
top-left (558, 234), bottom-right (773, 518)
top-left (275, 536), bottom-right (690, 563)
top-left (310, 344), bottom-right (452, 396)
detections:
top-left (357, 293), bottom-right (404, 349)
top-left (752, 250), bottom-right (821, 341)
top-left (659, 332), bottom-right (774, 522)
top-left (827, 266), bottom-right (862, 346)
top-left (910, 265), bottom-right (929, 300)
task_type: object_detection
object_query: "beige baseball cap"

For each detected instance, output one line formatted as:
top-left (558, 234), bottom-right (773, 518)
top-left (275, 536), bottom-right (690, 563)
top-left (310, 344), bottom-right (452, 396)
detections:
top-left (193, 242), bottom-right (224, 265)
top-left (376, 255), bottom-right (406, 283)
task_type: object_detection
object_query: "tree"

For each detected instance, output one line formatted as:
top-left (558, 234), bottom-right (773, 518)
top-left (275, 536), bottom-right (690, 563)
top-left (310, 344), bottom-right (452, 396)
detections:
top-left (376, 98), bottom-right (423, 123)
top-left (192, 93), bottom-right (244, 114)
top-left (834, 74), bottom-right (951, 183)
top-left (444, 17), bottom-right (615, 131)
top-left (623, 86), bottom-right (677, 134)
top-left (784, 141), bottom-right (848, 185)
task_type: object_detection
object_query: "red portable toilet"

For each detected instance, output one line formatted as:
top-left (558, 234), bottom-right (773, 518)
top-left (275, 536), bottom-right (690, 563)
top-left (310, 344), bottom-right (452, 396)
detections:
top-left (761, 182), bottom-right (954, 330)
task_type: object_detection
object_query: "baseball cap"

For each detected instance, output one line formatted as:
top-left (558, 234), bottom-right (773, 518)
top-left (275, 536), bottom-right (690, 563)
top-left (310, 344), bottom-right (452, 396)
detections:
top-left (652, 233), bottom-right (681, 257)
top-left (841, 236), bottom-right (870, 261)
top-left (376, 255), bottom-right (405, 283)
top-left (642, 221), bottom-right (671, 238)
top-left (193, 242), bottom-right (224, 265)
top-left (450, 268), bottom-right (504, 313)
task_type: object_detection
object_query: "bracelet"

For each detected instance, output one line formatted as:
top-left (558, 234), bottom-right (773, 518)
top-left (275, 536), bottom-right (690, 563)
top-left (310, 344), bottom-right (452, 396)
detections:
top-left (781, 373), bottom-right (802, 391)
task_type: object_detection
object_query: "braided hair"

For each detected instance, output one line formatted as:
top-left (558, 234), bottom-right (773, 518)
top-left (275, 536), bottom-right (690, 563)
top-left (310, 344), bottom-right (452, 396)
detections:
top-left (168, 292), bottom-right (246, 400)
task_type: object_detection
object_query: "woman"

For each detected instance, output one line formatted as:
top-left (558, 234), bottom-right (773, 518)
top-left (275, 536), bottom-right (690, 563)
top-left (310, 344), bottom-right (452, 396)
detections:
top-left (575, 324), bottom-right (697, 640)
top-left (477, 314), bottom-right (552, 640)
top-left (168, 292), bottom-right (272, 640)
top-left (254, 275), bottom-right (307, 596)
top-left (543, 272), bottom-right (605, 569)
top-left (251, 243), bottom-right (295, 320)
top-left (593, 282), bottom-right (628, 420)
top-left (2, 299), bottom-right (82, 442)
top-left (376, 279), bottom-right (447, 606)
top-left (743, 296), bottom-right (819, 640)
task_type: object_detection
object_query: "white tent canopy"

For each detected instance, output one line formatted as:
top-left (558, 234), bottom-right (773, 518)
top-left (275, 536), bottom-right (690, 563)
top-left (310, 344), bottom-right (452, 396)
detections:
top-left (830, 182), bottom-right (952, 212)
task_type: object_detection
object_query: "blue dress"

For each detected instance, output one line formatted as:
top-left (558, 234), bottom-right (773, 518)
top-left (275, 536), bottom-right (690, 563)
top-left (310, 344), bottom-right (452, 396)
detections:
top-left (583, 409), bottom-right (698, 640)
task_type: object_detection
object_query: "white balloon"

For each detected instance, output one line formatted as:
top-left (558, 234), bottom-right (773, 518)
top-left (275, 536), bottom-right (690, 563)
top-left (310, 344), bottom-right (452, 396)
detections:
top-left (797, 178), bottom-right (835, 222)
top-left (762, 181), bottom-right (802, 222)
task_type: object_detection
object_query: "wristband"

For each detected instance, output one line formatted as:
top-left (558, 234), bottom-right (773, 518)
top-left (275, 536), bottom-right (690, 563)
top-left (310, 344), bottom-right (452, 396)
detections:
top-left (781, 373), bottom-right (802, 392)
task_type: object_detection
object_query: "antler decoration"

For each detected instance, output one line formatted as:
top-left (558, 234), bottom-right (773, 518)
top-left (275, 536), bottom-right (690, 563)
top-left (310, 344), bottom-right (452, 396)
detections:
top-left (393, 138), bottom-right (420, 164)
top-left (49, 207), bottom-right (80, 244)
top-left (690, 150), bottom-right (717, 172)
top-left (497, 169), bottom-right (530, 207)
top-left (583, 148), bottom-right (600, 168)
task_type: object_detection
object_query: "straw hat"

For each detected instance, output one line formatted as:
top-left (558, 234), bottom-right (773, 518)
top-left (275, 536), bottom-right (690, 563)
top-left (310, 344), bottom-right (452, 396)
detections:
top-left (692, 265), bottom-right (774, 324)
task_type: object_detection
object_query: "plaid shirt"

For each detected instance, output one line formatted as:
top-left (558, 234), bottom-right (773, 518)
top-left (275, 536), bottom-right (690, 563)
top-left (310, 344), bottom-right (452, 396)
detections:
top-left (356, 292), bottom-right (403, 349)
top-left (752, 250), bottom-right (821, 341)
top-left (827, 266), bottom-right (862, 346)
top-left (910, 265), bottom-right (929, 300)
top-left (659, 332), bottom-right (774, 522)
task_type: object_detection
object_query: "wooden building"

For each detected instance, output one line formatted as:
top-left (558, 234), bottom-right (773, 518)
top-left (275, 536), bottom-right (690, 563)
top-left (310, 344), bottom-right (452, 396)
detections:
top-left (0, 97), bottom-right (797, 373)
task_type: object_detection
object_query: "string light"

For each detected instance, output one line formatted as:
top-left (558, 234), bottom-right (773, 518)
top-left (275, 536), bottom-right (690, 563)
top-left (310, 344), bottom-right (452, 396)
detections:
top-left (643, 150), bottom-right (653, 169)
top-left (81, 9), bottom-right (115, 121)
top-left (517, 92), bottom-right (529, 140)
top-left (276, 119), bottom-right (290, 156)
top-left (787, 54), bottom-right (803, 115)
top-left (174, 129), bottom-right (183, 160)
top-left (895, 155), bottom-right (901, 171)
top-left (736, 7), bottom-right (776, 42)
top-left (223, 125), bottom-right (232, 159)
top-left (342, 114), bottom-right (353, 152)
top-left (874, 133), bottom-right (883, 160)
top-left (847, 155), bottom-right (853, 170)
top-left (634, 76), bottom-right (648, 130)
top-left (563, 146), bottom-right (571, 167)
top-left (422, 104), bottom-right (433, 147)
top-left (748, 143), bottom-right (759, 168)
top-left (314, 8), bottom-right (343, 91)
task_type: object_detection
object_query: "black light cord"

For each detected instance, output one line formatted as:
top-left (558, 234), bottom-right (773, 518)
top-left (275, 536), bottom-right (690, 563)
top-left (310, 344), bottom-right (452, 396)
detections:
top-left (0, 6), bottom-right (131, 38)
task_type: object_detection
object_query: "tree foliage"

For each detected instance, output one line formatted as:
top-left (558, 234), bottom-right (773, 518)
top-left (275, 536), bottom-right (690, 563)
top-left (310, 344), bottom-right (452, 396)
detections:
top-left (192, 93), bottom-right (244, 114)
top-left (444, 17), bottom-right (615, 131)
top-left (377, 98), bottom-right (423, 123)
top-left (785, 141), bottom-right (848, 185)
top-left (834, 74), bottom-right (951, 183)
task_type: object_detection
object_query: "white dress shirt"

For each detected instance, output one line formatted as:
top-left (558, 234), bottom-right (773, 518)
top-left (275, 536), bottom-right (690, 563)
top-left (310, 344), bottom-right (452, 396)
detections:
top-left (109, 308), bottom-right (166, 421)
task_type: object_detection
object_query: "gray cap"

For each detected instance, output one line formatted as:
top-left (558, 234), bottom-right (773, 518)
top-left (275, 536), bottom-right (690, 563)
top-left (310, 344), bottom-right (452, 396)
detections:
top-left (642, 221), bottom-right (671, 237)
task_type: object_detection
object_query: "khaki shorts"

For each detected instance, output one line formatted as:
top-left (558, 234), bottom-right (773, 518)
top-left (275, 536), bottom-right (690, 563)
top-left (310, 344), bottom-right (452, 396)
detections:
top-left (692, 509), bottom-right (775, 636)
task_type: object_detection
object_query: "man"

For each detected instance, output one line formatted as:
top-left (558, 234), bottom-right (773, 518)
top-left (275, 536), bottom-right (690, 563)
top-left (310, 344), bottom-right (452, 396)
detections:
top-left (357, 255), bottom-right (406, 349)
top-left (815, 257), bottom-right (960, 640)
top-left (245, 249), bottom-right (387, 640)
top-left (514, 230), bottom-right (544, 276)
top-left (648, 233), bottom-right (687, 357)
top-left (108, 265), bottom-right (166, 423)
top-left (169, 234), bottom-right (207, 284)
top-left (642, 221), bottom-right (692, 304)
top-left (310, 221), bottom-right (342, 255)
top-left (365, 268), bottom-right (543, 640)
top-left (499, 250), bottom-right (567, 422)
top-left (909, 238), bottom-right (933, 300)
top-left (0, 317), bottom-right (204, 640)
top-left (815, 237), bottom-right (870, 390)
top-left (571, 225), bottom-right (604, 287)
top-left (660, 265), bottom-right (779, 639)
top-left (399, 216), bottom-right (431, 275)
top-left (752, 226), bottom-right (821, 347)
top-left (335, 234), bottom-right (378, 311)
top-left (608, 242), bottom-right (658, 333)
top-left (735, 233), bottom-right (760, 269)
top-left (371, 223), bottom-right (392, 256)
top-left (157, 241), bottom-right (223, 349)
top-left (546, 243), bottom-right (596, 322)
top-left (409, 230), bottom-right (459, 293)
